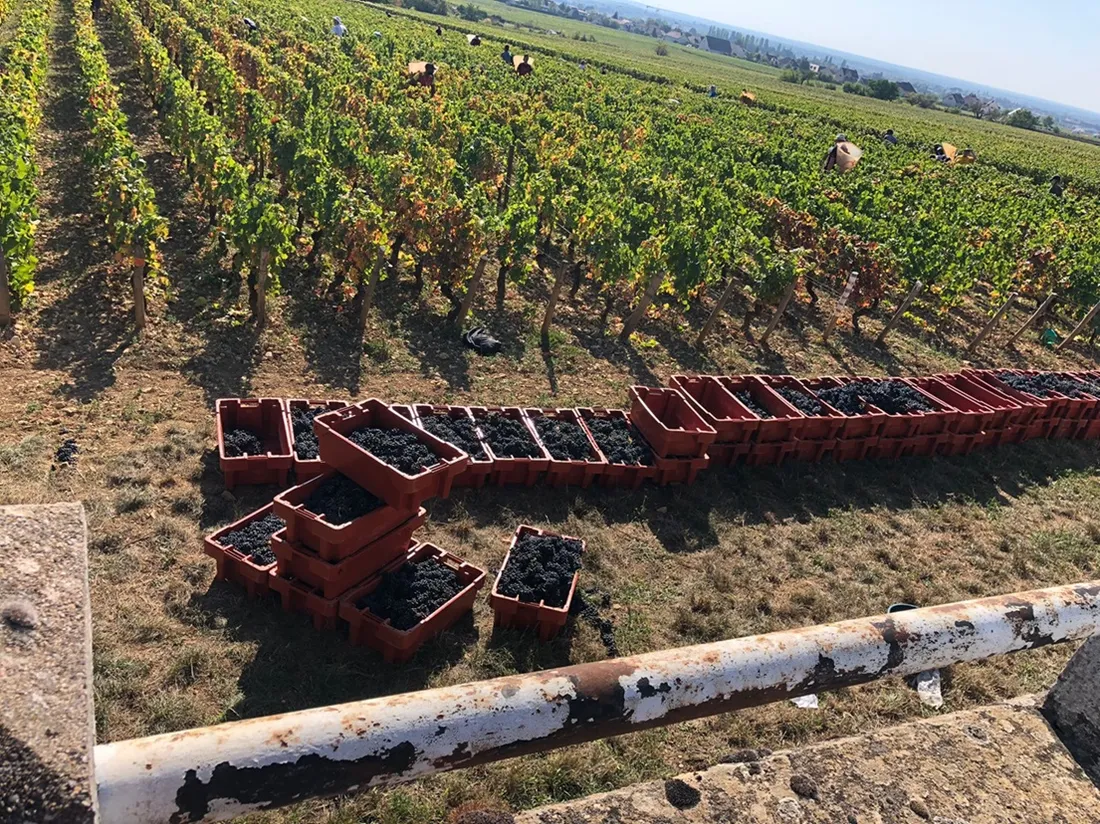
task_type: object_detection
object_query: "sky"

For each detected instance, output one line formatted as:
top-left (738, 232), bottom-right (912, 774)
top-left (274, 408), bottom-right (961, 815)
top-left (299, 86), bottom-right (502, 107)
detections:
top-left (653, 0), bottom-right (1100, 114)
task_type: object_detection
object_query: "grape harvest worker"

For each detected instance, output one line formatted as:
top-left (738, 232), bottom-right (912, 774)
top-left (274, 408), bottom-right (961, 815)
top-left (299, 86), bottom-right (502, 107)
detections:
top-left (91, 0), bottom-right (102, 17)
top-left (330, 16), bottom-right (347, 36)
top-left (516, 54), bottom-right (533, 75)
top-left (822, 134), bottom-right (862, 173)
top-left (243, 17), bottom-right (259, 31)
top-left (708, 85), bottom-right (718, 98)
top-left (501, 44), bottom-right (513, 65)
top-left (883, 128), bottom-right (898, 145)
top-left (412, 62), bottom-right (437, 92)
top-left (1050, 175), bottom-right (1065, 197)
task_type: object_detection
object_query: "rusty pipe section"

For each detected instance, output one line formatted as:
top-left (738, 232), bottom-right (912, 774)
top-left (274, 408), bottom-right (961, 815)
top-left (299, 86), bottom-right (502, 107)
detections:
top-left (94, 581), bottom-right (1100, 824)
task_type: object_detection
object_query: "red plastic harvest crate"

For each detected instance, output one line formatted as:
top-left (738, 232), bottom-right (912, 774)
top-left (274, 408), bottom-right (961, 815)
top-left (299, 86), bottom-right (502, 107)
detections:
top-left (470, 406), bottom-right (553, 487)
top-left (800, 377), bottom-right (888, 440)
top-left (273, 470), bottom-right (421, 562)
top-left (339, 542), bottom-right (486, 663)
top-left (489, 525), bottom-right (582, 641)
top-left (270, 573), bottom-right (341, 630)
top-left (315, 399), bottom-right (469, 509)
top-left (652, 455), bottom-right (711, 484)
top-left (717, 376), bottom-right (807, 444)
top-left (524, 408), bottom-right (608, 488)
top-left (668, 375), bottom-right (759, 445)
top-left (840, 377), bottom-right (957, 440)
top-left (577, 408), bottom-right (658, 488)
top-left (628, 386), bottom-right (717, 458)
top-left (203, 503), bottom-right (280, 597)
top-left (270, 507), bottom-right (427, 599)
top-left (413, 405), bottom-right (495, 489)
top-left (935, 373), bottom-right (1027, 435)
top-left (755, 375), bottom-right (847, 441)
top-left (973, 370), bottom-right (1071, 441)
top-left (216, 398), bottom-right (293, 490)
top-left (286, 399), bottom-right (350, 482)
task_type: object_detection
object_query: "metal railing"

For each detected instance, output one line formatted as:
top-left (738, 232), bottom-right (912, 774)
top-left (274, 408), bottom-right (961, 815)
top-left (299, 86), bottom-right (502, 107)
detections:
top-left (94, 580), bottom-right (1100, 824)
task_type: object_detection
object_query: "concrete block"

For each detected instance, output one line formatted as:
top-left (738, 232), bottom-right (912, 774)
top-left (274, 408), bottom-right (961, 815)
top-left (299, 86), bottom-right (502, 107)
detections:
top-left (1, 503), bottom-right (96, 823)
top-left (1045, 636), bottom-right (1100, 785)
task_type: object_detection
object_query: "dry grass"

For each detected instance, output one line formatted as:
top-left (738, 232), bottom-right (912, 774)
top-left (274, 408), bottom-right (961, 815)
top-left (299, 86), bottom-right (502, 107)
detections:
top-left (1, 6), bottom-right (1099, 821)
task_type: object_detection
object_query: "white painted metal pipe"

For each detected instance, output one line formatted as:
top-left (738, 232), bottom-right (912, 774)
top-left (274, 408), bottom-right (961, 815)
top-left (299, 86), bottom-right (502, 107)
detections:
top-left (94, 580), bottom-right (1100, 824)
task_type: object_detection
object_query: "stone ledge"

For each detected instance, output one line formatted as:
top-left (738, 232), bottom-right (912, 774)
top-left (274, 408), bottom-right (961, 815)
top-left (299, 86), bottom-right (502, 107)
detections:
top-left (518, 697), bottom-right (1100, 823)
top-left (1, 503), bottom-right (95, 824)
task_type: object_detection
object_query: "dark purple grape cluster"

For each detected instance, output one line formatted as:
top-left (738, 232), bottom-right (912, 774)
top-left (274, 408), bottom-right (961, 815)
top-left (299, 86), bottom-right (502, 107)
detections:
top-left (498, 534), bottom-right (583, 608)
top-left (533, 416), bottom-right (593, 461)
top-left (357, 556), bottom-right (463, 631)
top-left (583, 415), bottom-right (654, 466)
top-left (222, 513), bottom-right (284, 566)
top-left (347, 426), bottom-right (439, 474)
top-left (223, 428), bottom-right (263, 456)
top-left (480, 413), bottom-right (541, 458)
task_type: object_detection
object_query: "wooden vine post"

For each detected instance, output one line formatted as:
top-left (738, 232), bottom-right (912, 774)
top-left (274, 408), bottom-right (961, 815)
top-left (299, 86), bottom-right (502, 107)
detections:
top-left (1006, 292), bottom-right (1056, 347)
top-left (0, 252), bottom-right (11, 326)
top-left (541, 258), bottom-right (568, 346)
top-left (1055, 298), bottom-right (1100, 353)
top-left (254, 247), bottom-right (271, 327)
top-left (759, 276), bottom-right (799, 346)
top-left (620, 269), bottom-right (665, 343)
top-left (965, 292), bottom-right (1017, 354)
top-left (456, 254), bottom-right (488, 327)
top-left (876, 280), bottom-right (924, 345)
top-left (131, 255), bottom-right (147, 332)
top-left (695, 270), bottom-right (737, 348)
top-left (822, 272), bottom-right (858, 342)
top-left (358, 248), bottom-right (385, 333)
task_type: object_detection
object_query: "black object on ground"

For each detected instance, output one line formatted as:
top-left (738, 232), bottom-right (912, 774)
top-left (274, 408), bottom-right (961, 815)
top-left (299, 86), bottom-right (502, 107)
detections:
top-left (303, 473), bottom-right (383, 525)
top-left (420, 413), bottom-right (486, 460)
top-left (347, 426), bottom-right (439, 474)
top-left (291, 406), bottom-right (330, 460)
top-left (54, 438), bottom-right (79, 465)
top-left (499, 533), bottom-right (583, 608)
top-left (790, 773), bottom-right (820, 800)
top-left (571, 587), bottom-right (618, 657)
top-left (583, 415), bottom-right (654, 465)
top-left (221, 513), bottom-right (284, 566)
top-left (533, 416), bottom-right (593, 461)
top-left (996, 371), bottom-right (1099, 399)
top-left (358, 556), bottom-right (463, 631)
top-left (816, 380), bottom-right (934, 416)
top-left (775, 385), bottom-right (825, 416)
top-left (735, 390), bottom-right (773, 419)
top-left (480, 413), bottom-right (541, 458)
top-left (223, 427), bottom-right (264, 457)
top-left (463, 326), bottom-right (503, 355)
top-left (664, 778), bottom-right (702, 809)
top-left (719, 748), bottom-right (768, 764)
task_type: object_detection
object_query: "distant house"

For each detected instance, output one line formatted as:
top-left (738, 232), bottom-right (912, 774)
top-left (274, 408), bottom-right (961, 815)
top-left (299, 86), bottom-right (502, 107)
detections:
top-left (981, 101), bottom-right (1001, 118)
top-left (944, 92), bottom-right (966, 108)
top-left (817, 66), bottom-right (840, 82)
top-left (841, 67), bottom-right (859, 83)
top-left (809, 63), bottom-right (821, 74)
top-left (704, 35), bottom-right (733, 56)
top-left (729, 42), bottom-right (747, 59)
top-left (897, 81), bottom-right (917, 96)
top-left (963, 94), bottom-right (981, 109)
top-left (664, 29), bottom-right (683, 42)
